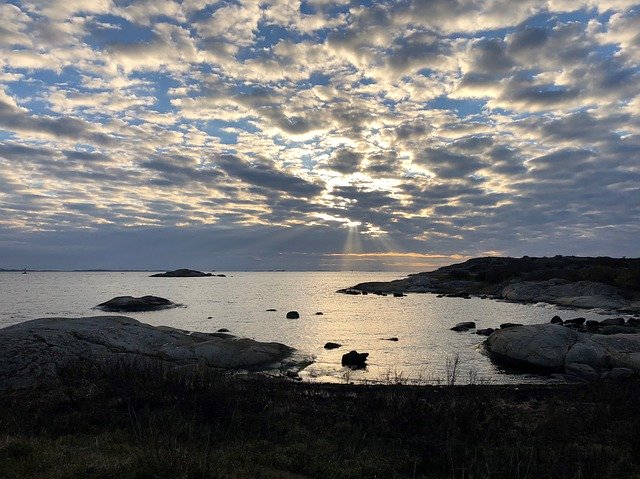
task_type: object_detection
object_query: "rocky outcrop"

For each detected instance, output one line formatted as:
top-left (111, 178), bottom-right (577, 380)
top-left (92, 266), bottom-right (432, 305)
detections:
top-left (150, 269), bottom-right (213, 277)
top-left (339, 256), bottom-right (640, 313)
top-left (484, 323), bottom-right (640, 380)
top-left (500, 280), bottom-right (629, 310)
top-left (0, 316), bottom-right (310, 391)
top-left (95, 296), bottom-right (179, 312)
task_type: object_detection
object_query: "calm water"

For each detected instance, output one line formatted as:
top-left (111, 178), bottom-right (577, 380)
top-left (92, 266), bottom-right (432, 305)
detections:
top-left (0, 271), bottom-right (623, 384)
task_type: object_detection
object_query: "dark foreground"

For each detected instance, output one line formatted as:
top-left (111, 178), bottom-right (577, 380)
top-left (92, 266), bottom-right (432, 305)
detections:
top-left (2, 363), bottom-right (640, 479)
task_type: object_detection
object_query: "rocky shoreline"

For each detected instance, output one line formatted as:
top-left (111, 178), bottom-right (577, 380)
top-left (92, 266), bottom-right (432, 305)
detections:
top-left (339, 256), bottom-right (640, 313)
top-left (0, 316), bottom-right (310, 391)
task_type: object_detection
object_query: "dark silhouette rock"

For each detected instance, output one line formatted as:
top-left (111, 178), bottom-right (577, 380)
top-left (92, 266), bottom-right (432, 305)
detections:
top-left (95, 296), bottom-right (179, 312)
top-left (476, 328), bottom-right (495, 336)
top-left (217, 328), bottom-right (230, 333)
top-left (586, 320), bottom-right (600, 329)
top-left (216, 274), bottom-right (226, 277)
top-left (266, 309), bottom-right (277, 312)
top-left (150, 269), bottom-right (212, 277)
top-left (207, 316), bottom-right (212, 319)
top-left (286, 311), bottom-right (300, 319)
top-left (362, 291), bottom-right (369, 295)
top-left (627, 318), bottom-right (640, 327)
top-left (382, 337), bottom-right (399, 341)
top-left (550, 315), bottom-right (563, 324)
top-left (315, 312), bottom-right (324, 315)
top-left (565, 317), bottom-right (586, 326)
top-left (451, 321), bottom-right (476, 332)
top-left (602, 317), bottom-right (625, 326)
top-left (342, 350), bottom-right (368, 368)
top-left (500, 323), bottom-right (522, 329)
top-left (393, 292), bottom-right (405, 297)
top-left (324, 342), bottom-right (341, 350)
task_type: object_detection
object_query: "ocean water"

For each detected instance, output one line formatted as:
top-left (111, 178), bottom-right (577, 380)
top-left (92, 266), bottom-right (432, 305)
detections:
top-left (0, 271), bottom-right (623, 384)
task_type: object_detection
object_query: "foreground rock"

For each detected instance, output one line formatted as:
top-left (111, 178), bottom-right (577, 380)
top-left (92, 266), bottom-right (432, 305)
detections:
top-left (485, 323), bottom-right (640, 380)
top-left (342, 350), bottom-right (368, 369)
top-left (339, 256), bottom-right (640, 313)
top-left (0, 316), bottom-right (310, 391)
top-left (150, 269), bottom-right (213, 277)
top-left (95, 296), bottom-right (179, 312)
top-left (451, 321), bottom-right (476, 332)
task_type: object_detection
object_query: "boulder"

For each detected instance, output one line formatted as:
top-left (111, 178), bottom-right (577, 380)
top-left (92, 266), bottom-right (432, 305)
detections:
top-left (598, 325), bottom-right (640, 335)
top-left (266, 309), bottom-right (277, 312)
top-left (500, 323), bottom-right (522, 329)
top-left (286, 311), bottom-right (300, 319)
top-left (315, 312), bottom-right (324, 315)
top-left (150, 269), bottom-right (212, 277)
top-left (586, 320), bottom-right (600, 329)
top-left (485, 323), bottom-right (640, 376)
top-left (602, 317), bottom-right (625, 326)
top-left (627, 318), bottom-right (640, 327)
top-left (450, 321), bottom-right (476, 332)
top-left (565, 317), bottom-right (586, 326)
top-left (324, 342), bottom-right (341, 350)
top-left (476, 328), bottom-right (495, 336)
top-left (393, 292), bottom-right (405, 297)
top-left (485, 324), bottom-right (578, 369)
top-left (95, 296), bottom-right (179, 312)
top-left (341, 350), bottom-right (368, 369)
top-left (550, 315), bottom-right (563, 324)
top-left (0, 316), bottom-right (310, 391)
top-left (216, 274), bottom-right (226, 277)
top-left (382, 337), bottom-right (399, 341)
top-left (216, 328), bottom-right (230, 333)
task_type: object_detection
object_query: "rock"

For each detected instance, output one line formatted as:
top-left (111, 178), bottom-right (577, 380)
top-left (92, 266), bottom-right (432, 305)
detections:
top-left (95, 296), bottom-right (179, 312)
top-left (627, 318), bottom-right (640, 327)
top-left (602, 367), bottom-right (634, 382)
top-left (341, 289), bottom-right (361, 295)
top-left (324, 342), bottom-right (341, 350)
top-left (216, 328), bottom-right (230, 333)
top-left (476, 328), bottom-right (495, 336)
top-left (500, 323), bottom-right (522, 329)
top-left (315, 312), bottom-right (324, 315)
top-left (485, 324), bottom-right (578, 369)
top-left (485, 323), bottom-right (640, 375)
top-left (266, 309), bottom-right (277, 312)
top-left (0, 316), bottom-right (309, 391)
top-left (393, 292), bottom-right (405, 297)
top-left (216, 274), bottom-right (226, 277)
top-left (362, 291), bottom-right (369, 295)
top-left (286, 311), bottom-right (300, 319)
top-left (341, 350), bottom-right (368, 369)
top-left (586, 320), bottom-right (600, 330)
top-left (207, 316), bottom-right (212, 319)
top-left (550, 316), bottom-right (563, 324)
top-left (565, 362), bottom-right (599, 381)
top-left (382, 337), bottom-right (399, 341)
top-left (150, 269), bottom-right (212, 277)
top-left (565, 317), bottom-right (586, 326)
top-left (602, 317), bottom-right (625, 326)
top-left (598, 325), bottom-right (640, 335)
top-left (450, 321), bottom-right (476, 332)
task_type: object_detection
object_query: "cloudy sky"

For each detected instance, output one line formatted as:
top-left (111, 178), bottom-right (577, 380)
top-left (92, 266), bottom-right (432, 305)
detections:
top-left (0, 0), bottom-right (639, 271)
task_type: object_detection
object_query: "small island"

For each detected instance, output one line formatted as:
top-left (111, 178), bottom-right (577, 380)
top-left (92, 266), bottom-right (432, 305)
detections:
top-left (150, 268), bottom-right (213, 277)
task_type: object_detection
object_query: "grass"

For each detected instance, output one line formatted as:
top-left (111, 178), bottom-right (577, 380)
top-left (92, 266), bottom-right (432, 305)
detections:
top-left (1, 359), bottom-right (640, 478)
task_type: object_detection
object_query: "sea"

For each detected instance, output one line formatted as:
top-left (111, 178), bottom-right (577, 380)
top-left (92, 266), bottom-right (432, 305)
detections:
top-left (0, 271), bottom-right (625, 384)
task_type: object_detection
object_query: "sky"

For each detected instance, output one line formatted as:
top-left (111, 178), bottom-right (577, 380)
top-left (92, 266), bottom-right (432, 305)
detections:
top-left (0, 0), bottom-right (639, 271)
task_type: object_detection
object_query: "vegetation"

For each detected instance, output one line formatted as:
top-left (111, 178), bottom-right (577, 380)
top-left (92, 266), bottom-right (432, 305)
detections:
top-left (2, 360), bottom-right (640, 478)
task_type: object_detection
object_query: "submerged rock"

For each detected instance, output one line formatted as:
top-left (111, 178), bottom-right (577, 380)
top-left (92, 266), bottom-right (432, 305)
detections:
top-left (315, 312), bottom-right (324, 315)
top-left (476, 328), bottom-right (495, 336)
top-left (286, 311), bottom-right (300, 319)
top-left (150, 269), bottom-right (212, 277)
top-left (342, 350), bottom-right (368, 369)
top-left (95, 296), bottom-right (179, 312)
top-left (324, 342), bottom-right (341, 350)
top-left (266, 309), bottom-right (277, 312)
top-left (382, 337), bottom-right (399, 341)
top-left (0, 316), bottom-right (309, 391)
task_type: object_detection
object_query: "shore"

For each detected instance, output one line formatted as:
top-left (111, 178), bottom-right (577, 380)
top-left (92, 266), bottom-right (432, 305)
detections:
top-left (2, 360), bottom-right (640, 479)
